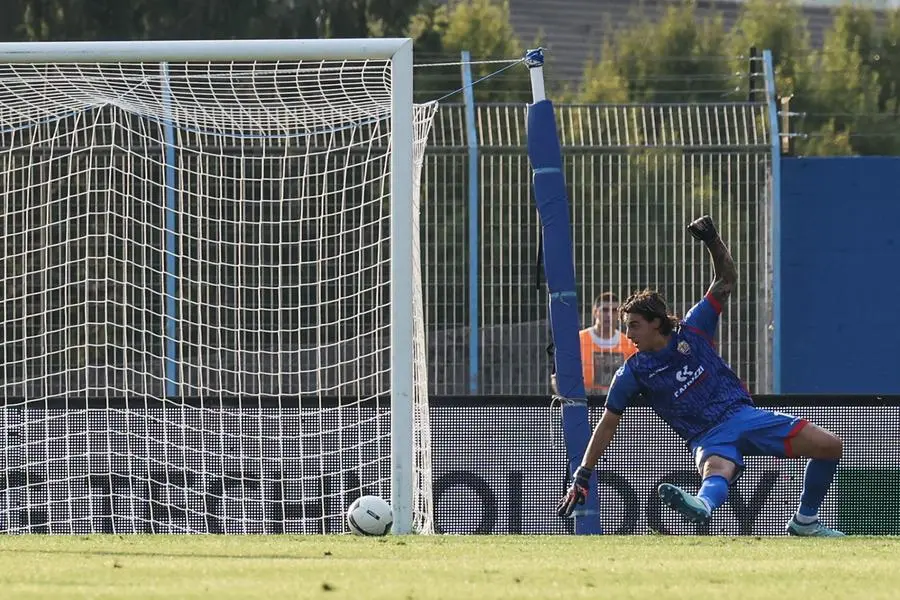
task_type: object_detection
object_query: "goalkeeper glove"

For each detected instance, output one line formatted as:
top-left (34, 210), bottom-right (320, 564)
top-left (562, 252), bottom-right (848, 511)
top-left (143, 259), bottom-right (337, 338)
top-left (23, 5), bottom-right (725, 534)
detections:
top-left (687, 215), bottom-right (719, 244)
top-left (556, 465), bottom-right (592, 518)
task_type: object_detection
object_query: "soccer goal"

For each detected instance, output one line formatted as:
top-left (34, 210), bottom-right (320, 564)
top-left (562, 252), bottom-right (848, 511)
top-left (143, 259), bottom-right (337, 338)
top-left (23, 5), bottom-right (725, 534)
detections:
top-left (0, 39), bottom-right (436, 534)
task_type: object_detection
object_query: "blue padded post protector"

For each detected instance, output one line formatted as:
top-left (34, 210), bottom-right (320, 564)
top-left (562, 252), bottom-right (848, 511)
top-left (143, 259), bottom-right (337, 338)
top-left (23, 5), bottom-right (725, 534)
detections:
top-left (527, 99), bottom-right (601, 534)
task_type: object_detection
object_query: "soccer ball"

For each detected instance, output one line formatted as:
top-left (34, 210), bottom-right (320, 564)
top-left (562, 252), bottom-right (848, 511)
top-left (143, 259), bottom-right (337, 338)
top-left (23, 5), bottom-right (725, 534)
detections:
top-left (346, 495), bottom-right (393, 536)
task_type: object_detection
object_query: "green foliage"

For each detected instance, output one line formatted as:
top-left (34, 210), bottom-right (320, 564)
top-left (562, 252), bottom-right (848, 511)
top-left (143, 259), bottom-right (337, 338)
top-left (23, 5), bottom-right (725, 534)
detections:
top-left (796, 7), bottom-right (889, 155)
top-left (6, 0), bottom-right (900, 154)
top-left (409, 0), bottom-right (528, 102)
top-left (576, 0), bottom-right (900, 156)
top-left (438, 0), bottom-right (521, 59)
top-left (579, 2), bottom-right (731, 104)
top-left (789, 5), bottom-right (900, 156)
top-left (578, 58), bottom-right (630, 104)
top-left (874, 11), bottom-right (900, 113)
top-left (10, 0), bottom-right (422, 42)
top-left (728, 0), bottom-right (811, 93)
top-left (795, 120), bottom-right (855, 156)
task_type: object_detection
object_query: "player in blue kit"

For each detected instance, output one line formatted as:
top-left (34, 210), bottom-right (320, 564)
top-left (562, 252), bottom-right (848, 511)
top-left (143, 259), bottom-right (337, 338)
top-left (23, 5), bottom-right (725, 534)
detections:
top-left (556, 216), bottom-right (845, 536)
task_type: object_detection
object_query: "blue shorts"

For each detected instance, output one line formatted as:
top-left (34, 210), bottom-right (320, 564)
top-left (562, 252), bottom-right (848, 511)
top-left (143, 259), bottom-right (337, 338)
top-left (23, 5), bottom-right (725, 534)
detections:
top-left (689, 406), bottom-right (808, 481)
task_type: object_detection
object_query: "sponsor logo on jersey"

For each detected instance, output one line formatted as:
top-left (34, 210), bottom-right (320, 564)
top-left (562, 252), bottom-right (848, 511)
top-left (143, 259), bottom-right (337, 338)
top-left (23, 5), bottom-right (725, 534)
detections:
top-left (673, 365), bottom-right (705, 398)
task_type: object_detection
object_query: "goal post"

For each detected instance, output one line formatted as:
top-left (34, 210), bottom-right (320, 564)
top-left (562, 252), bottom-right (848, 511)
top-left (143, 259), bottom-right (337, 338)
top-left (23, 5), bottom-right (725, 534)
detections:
top-left (388, 41), bottom-right (416, 535)
top-left (0, 38), bottom-right (434, 534)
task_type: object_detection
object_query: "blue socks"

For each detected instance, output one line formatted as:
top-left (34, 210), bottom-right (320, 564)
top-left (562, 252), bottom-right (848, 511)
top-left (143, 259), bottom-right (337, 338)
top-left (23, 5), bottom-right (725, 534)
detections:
top-left (691, 459), bottom-right (838, 522)
top-left (697, 475), bottom-right (730, 512)
top-left (798, 458), bottom-right (839, 518)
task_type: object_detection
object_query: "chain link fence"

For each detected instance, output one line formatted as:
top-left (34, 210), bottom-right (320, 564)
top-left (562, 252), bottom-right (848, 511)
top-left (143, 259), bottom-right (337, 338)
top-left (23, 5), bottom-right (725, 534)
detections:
top-left (422, 101), bottom-right (773, 396)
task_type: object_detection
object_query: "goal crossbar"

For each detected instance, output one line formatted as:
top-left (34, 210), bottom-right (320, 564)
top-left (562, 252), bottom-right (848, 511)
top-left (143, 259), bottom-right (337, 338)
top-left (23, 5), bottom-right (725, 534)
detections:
top-left (0, 38), bottom-right (412, 62)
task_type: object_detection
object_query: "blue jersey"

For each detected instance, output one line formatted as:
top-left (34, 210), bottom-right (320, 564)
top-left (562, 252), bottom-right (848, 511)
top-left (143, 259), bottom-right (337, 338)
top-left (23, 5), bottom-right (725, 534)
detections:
top-left (605, 294), bottom-right (753, 441)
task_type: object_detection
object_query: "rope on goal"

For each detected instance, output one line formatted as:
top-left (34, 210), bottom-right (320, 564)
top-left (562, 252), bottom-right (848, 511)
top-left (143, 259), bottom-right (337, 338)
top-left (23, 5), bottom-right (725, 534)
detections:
top-left (414, 57), bottom-right (523, 68)
top-left (416, 55), bottom-right (530, 103)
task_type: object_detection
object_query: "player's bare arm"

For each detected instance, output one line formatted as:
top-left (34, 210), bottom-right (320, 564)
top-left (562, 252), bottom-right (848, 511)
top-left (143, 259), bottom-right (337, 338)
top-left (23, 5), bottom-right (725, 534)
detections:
top-left (556, 409), bottom-right (621, 517)
top-left (688, 215), bottom-right (736, 306)
top-left (580, 409), bottom-right (621, 469)
top-left (705, 236), bottom-right (737, 304)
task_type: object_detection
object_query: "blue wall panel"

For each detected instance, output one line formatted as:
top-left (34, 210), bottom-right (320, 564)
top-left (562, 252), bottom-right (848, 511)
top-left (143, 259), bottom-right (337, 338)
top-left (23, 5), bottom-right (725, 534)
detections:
top-left (781, 157), bottom-right (900, 393)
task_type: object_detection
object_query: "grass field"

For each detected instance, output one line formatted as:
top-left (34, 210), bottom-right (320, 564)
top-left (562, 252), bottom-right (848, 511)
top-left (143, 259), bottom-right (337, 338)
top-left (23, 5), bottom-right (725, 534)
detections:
top-left (0, 535), bottom-right (898, 600)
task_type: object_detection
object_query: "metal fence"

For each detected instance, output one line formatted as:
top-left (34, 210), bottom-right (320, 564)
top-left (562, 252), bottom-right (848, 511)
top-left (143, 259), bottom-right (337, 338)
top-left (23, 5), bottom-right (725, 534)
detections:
top-left (0, 97), bottom-right (772, 399)
top-left (421, 102), bottom-right (773, 396)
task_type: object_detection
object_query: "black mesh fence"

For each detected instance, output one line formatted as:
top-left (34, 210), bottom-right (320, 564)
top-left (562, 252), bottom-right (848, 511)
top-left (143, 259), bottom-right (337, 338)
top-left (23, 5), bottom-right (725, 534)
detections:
top-left (431, 396), bottom-right (900, 535)
top-left (0, 395), bottom-right (895, 535)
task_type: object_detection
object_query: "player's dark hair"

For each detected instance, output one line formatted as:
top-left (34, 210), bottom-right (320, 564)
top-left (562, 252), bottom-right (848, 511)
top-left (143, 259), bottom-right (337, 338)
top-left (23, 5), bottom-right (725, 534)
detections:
top-left (592, 291), bottom-right (618, 308)
top-left (620, 289), bottom-right (679, 335)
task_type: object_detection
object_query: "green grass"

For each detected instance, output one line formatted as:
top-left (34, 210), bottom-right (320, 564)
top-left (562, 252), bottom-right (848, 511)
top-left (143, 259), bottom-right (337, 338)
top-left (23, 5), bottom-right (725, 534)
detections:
top-left (0, 535), bottom-right (898, 599)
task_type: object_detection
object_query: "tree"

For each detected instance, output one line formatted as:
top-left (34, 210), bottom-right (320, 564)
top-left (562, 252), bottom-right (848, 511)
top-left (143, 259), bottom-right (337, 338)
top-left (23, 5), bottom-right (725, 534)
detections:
top-left (20, 0), bottom-right (141, 40)
top-left (728, 0), bottom-right (812, 96)
top-left (0, 0), bottom-right (26, 41)
top-left (872, 10), bottom-right (900, 115)
top-left (579, 1), bottom-right (731, 105)
top-left (795, 5), bottom-right (900, 156)
top-left (409, 0), bottom-right (528, 103)
top-left (11, 0), bottom-right (422, 42)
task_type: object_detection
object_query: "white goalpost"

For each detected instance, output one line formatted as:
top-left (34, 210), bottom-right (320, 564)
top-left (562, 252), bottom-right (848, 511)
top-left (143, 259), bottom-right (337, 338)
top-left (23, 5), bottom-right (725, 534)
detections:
top-left (0, 39), bottom-right (435, 534)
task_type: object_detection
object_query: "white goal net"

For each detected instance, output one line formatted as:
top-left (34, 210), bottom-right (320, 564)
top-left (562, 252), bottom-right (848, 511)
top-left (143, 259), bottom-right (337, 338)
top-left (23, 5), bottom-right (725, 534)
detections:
top-left (0, 40), bottom-right (436, 534)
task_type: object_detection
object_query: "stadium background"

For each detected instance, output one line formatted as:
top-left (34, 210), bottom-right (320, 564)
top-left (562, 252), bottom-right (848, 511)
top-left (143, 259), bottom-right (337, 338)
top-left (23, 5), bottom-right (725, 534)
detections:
top-left (1, 0), bottom-right (899, 535)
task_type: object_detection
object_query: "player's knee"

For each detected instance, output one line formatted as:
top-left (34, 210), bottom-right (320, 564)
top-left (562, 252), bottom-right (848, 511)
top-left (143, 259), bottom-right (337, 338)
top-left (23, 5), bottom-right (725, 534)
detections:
top-left (702, 455), bottom-right (738, 480)
top-left (815, 429), bottom-right (843, 460)
top-left (791, 424), bottom-right (843, 460)
top-left (826, 434), bottom-right (844, 460)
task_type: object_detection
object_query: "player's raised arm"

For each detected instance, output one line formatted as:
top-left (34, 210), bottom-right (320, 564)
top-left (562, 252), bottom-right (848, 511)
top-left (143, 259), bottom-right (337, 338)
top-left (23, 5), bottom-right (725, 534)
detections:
top-left (688, 215), bottom-right (737, 307)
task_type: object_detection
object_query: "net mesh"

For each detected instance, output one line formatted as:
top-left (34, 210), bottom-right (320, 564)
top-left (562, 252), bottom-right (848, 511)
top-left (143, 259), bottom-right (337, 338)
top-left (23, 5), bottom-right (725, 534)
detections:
top-left (0, 59), bottom-right (436, 533)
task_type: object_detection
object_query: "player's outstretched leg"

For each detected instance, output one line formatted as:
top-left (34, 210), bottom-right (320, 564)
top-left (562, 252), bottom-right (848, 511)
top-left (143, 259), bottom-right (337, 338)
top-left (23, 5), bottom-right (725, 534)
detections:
top-left (784, 423), bottom-right (845, 537)
top-left (659, 457), bottom-right (732, 525)
top-left (786, 458), bottom-right (845, 537)
top-left (657, 483), bottom-right (713, 524)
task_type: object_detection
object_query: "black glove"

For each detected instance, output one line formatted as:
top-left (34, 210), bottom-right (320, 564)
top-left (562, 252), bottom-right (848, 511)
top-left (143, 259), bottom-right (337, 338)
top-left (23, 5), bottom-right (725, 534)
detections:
top-left (688, 215), bottom-right (718, 244)
top-left (556, 465), bottom-right (592, 518)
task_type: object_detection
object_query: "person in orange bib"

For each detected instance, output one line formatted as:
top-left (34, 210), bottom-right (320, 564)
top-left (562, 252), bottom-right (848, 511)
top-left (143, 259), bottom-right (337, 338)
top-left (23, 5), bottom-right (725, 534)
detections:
top-left (579, 292), bottom-right (637, 394)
